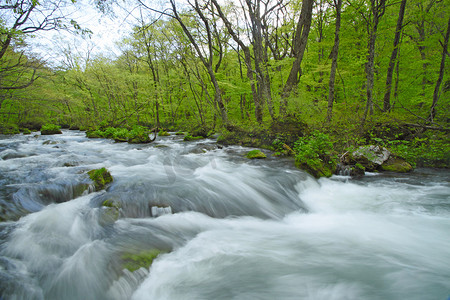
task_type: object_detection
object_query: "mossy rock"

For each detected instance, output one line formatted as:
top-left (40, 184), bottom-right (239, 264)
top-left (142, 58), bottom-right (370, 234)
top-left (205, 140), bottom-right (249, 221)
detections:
top-left (121, 249), bottom-right (164, 272)
top-left (102, 199), bottom-right (121, 209)
top-left (20, 128), bottom-right (31, 135)
top-left (184, 135), bottom-right (204, 141)
top-left (40, 124), bottom-right (62, 135)
top-left (158, 130), bottom-right (170, 136)
top-left (175, 132), bottom-right (185, 135)
top-left (86, 130), bottom-right (103, 139)
top-left (381, 157), bottom-right (413, 173)
top-left (87, 167), bottom-right (113, 191)
top-left (296, 158), bottom-right (337, 178)
top-left (246, 149), bottom-right (267, 159)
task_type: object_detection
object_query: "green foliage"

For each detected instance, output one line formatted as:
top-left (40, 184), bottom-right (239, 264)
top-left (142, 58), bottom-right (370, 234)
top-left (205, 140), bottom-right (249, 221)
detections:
top-left (293, 131), bottom-right (337, 178)
top-left (113, 128), bottom-right (130, 142)
top-left (128, 126), bottom-right (152, 143)
top-left (40, 124), bottom-right (62, 135)
top-left (121, 249), bottom-right (164, 272)
top-left (0, 123), bottom-right (20, 135)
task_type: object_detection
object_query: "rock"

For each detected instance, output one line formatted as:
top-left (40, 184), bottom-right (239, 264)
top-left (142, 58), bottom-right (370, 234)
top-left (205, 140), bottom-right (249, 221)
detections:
top-left (296, 159), bottom-right (336, 178)
top-left (341, 146), bottom-right (391, 171)
top-left (40, 124), bottom-right (62, 135)
top-left (246, 149), bottom-right (267, 159)
top-left (88, 167), bottom-right (113, 191)
top-left (183, 135), bottom-right (204, 141)
top-left (381, 157), bottom-right (413, 173)
top-left (340, 146), bottom-right (413, 174)
top-left (158, 131), bottom-right (170, 136)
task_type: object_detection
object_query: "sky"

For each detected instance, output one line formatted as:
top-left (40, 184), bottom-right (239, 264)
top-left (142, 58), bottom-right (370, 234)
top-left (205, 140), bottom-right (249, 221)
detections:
top-left (32, 0), bottom-right (138, 67)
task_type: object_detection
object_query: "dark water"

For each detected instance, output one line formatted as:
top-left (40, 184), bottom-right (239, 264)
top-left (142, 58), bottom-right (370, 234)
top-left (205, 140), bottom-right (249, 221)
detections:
top-left (0, 131), bottom-right (449, 300)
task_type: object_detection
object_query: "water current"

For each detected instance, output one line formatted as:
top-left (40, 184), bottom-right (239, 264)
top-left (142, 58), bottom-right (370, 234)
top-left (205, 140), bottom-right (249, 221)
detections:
top-left (0, 130), bottom-right (449, 300)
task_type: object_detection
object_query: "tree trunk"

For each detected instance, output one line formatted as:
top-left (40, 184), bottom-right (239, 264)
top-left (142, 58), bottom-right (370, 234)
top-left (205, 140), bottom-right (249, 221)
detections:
top-left (327, 0), bottom-right (342, 122)
top-left (362, 0), bottom-right (386, 127)
top-left (211, 0), bottom-right (263, 122)
top-left (383, 0), bottom-right (407, 112)
top-left (170, 0), bottom-right (227, 124)
top-left (429, 16), bottom-right (450, 122)
top-left (280, 0), bottom-right (314, 116)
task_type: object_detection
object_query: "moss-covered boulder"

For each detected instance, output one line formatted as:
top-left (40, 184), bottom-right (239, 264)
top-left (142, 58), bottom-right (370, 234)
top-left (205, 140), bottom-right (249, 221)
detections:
top-left (40, 124), bottom-right (62, 135)
top-left (184, 134), bottom-right (204, 141)
top-left (296, 159), bottom-right (337, 178)
top-left (88, 167), bottom-right (113, 191)
top-left (246, 149), bottom-right (267, 159)
top-left (121, 249), bottom-right (164, 272)
top-left (381, 157), bottom-right (413, 173)
top-left (158, 130), bottom-right (170, 136)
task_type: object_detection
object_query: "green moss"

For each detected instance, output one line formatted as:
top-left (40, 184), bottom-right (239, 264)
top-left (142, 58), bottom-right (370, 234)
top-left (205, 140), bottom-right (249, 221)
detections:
top-left (87, 167), bottom-right (113, 191)
top-left (41, 124), bottom-right (62, 135)
top-left (128, 126), bottom-right (152, 143)
top-left (184, 134), bottom-right (204, 141)
top-left (20, 128), bottom-right (31, 135)
top-left (102, 199), bottom-right (121, 209)
top-left (381, 158), bottom-right (413, 173)
top-left (86, 130), bottom-right (103, 138)
top-left (121, 249), bottom-right (164, 272)
top-left (113, 128), bottom-right (129, 142)
top-left (246, 149), bottom-right (267, 159)
top-left (158, 130), bottom-right (170, 136)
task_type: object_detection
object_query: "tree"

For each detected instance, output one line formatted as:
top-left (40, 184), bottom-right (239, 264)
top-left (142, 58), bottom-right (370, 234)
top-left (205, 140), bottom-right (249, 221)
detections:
top-left (361, 0), bottom-right (386, 126)
top-left (383, 0), bottom-right (407, 112)
top-left (280, 0), bottom-right (314, 115)
top-left (327, 0), bottom-right (343, 122)
top-left (0, 0), bottom-right (90, 90)
top-left (429, 16), bottom-right (450, 122)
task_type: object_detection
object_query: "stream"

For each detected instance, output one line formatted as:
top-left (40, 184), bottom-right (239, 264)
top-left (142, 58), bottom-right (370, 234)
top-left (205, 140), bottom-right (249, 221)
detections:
top-left (0, 130), bottom-right (449, 300)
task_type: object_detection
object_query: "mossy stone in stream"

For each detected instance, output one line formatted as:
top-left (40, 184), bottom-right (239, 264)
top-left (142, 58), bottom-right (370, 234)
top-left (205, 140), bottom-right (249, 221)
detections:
top-left (121, 249), bottom-right (164, 272)
top-left (88, 167), bottom-right (113, 191)
top-left (158, 130), bottom-right (170, 136)
top-left (184, 134), bottom-right (204, 141)
top-left (40, 124), bottom-right (62, 135)
top-left (246, 149), bottom-right (267, 159)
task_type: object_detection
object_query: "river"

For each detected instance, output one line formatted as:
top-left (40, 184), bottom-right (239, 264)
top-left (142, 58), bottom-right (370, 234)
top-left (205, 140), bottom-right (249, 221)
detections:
top-left (0, 130), bottom-right (449, 300)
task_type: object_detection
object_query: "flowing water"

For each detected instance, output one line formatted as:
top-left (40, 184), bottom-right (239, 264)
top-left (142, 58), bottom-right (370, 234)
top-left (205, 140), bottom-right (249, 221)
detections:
top-left (0, 131), bottom-right (449, 300)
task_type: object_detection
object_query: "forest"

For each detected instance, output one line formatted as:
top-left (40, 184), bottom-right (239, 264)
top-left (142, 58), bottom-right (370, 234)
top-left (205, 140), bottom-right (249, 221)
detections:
top-left (0, 0), bottom-right (449, 172)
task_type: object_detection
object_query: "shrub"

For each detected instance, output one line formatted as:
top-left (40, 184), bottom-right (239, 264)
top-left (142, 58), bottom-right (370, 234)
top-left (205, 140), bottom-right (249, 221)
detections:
top-left (113, 128), bottom-right (129, 142)
top-left (293, 131), bottom-right (337, 178)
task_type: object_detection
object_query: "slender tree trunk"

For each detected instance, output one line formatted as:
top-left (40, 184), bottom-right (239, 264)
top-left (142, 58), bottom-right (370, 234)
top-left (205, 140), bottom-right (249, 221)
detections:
top-left (280, 0), bottom-right (314, 116)
top-left (327, 0), bottom-right (342, 122)
top-left (383, 0), bottom-right (407, 112)
top-left (211, 0), bottom-right (263, 122)
top-left (362, 0), bottom-right (386, 126)
top-left (429, 16), bottom-right (450, 122)
top-left (170, 0), bottom-right (227, 124)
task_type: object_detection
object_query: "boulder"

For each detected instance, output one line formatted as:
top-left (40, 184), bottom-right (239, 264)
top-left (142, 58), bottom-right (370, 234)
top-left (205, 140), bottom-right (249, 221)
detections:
top-left (381, 157), bottom-right (413, 173)
top-left (88, 167), bottom-right (113, 191)
top-left (340, 145), bottom-right (413, 174)
top-left (246, 149), bottom-right (267, 159)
